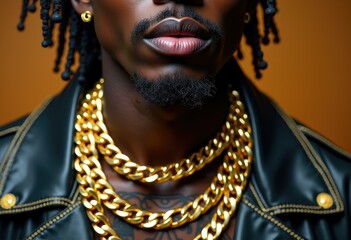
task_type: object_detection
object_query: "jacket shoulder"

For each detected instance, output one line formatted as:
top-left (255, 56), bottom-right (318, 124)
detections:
top-left (0, 116), bottom-right (28, 165)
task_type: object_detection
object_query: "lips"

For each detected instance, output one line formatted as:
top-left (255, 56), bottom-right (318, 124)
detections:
top-left (144, 17), bottom-right (212, 57)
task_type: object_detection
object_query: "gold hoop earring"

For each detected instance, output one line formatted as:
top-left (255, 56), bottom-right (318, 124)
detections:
top-left (244, 12), bottom-right (251, 24)
top-left (81, 11), bottom-right (92, 23)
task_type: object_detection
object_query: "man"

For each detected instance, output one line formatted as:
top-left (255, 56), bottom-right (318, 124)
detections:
top-left (0, 0), bottom-right (350, 239)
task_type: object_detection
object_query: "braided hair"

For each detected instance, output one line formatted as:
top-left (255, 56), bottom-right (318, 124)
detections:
top-left (18, 0), bottom-right (279, 81)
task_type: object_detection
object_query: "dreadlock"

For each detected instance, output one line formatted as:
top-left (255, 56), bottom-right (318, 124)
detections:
top-left (17, 0), bottom-right (99, 82)
top-left (18, 0), bottom-right (279, 81)
top-left (239, 0), bottom-right (280, 78)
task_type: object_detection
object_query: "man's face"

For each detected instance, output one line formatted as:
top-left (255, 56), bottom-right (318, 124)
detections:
top-left (91, 0), bottom-right (248, 106)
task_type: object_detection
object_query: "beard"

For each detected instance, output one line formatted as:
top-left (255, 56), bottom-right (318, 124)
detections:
top-left (131, 71), bottom-right (217, 108)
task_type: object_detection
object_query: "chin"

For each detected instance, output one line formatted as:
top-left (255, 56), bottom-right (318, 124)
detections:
top-left (131, 71), bottom-right (217, 108)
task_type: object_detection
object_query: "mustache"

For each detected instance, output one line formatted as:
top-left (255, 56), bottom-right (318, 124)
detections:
top-left (131, 7), bottom-right (223, 45)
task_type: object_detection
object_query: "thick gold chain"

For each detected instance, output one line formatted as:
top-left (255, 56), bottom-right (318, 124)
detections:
top-left (74, 79), bottom-right (253, 239)
top-left (79, 81), bottom-right (236, 184)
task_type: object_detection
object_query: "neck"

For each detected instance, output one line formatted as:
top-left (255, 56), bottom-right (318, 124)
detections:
top-left (101, 53), bottom-right (241, 167)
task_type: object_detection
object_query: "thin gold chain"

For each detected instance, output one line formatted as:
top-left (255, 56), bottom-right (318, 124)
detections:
top-left (74, 79), bottom-right (253, 239)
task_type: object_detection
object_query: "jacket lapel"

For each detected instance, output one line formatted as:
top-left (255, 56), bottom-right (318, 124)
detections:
top-left (230, 69), bottom-right (345, 240)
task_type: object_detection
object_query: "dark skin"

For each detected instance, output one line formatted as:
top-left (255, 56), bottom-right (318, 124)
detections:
top-left (71, 0), bottom-right (251, 239)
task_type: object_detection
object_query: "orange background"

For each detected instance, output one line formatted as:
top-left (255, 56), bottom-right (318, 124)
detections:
top-left (1, 1), bottom-right (351, 152)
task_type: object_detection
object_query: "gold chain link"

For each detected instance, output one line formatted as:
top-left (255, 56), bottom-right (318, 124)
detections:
top-left (74, 79), bottom-right (253, 239)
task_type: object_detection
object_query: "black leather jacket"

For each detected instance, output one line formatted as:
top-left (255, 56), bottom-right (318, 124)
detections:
top-left (0, 76), bottom-right (350, 240)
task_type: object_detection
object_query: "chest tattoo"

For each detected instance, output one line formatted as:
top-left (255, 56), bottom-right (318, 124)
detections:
top-left (110, 192), bottom-right (233, 240)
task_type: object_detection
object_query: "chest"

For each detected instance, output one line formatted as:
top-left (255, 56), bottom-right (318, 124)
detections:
top-left (88, 164), bottom-right (237, 239)
top-left (103, 209), bottom-right (236, 240)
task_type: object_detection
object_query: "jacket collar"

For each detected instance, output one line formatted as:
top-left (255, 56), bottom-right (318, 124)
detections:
top-left (0, 66), bottom-right (344, 215)
top-left (0, 77), bottom-right (83, 212)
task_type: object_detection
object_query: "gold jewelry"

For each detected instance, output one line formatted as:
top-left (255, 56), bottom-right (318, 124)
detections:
top-left (74, 79), bottom-right (232, 229)
top-left (75, 79), bottom-right (253, 239)
top-left (81, 10), bottom-right (92, 23)
top-left (244, 12), bottom-right (251, 24)
top-left (79, 83), bottom-right (237, 184)
top-left (76, 146), bottom-right (227, 229)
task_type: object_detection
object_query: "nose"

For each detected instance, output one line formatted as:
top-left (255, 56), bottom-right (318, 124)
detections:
top-left (153, 0), bottom-right (203, 6)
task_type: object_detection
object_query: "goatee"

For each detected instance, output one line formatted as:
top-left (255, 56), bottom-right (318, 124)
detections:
top-left (131, 71), bottom-right (216, 108)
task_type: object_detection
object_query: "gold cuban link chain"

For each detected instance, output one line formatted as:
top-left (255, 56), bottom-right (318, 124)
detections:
top-left (74, 79), bottom-right (253, 239)
top-left (85, 83), bottom-right (236, 184)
